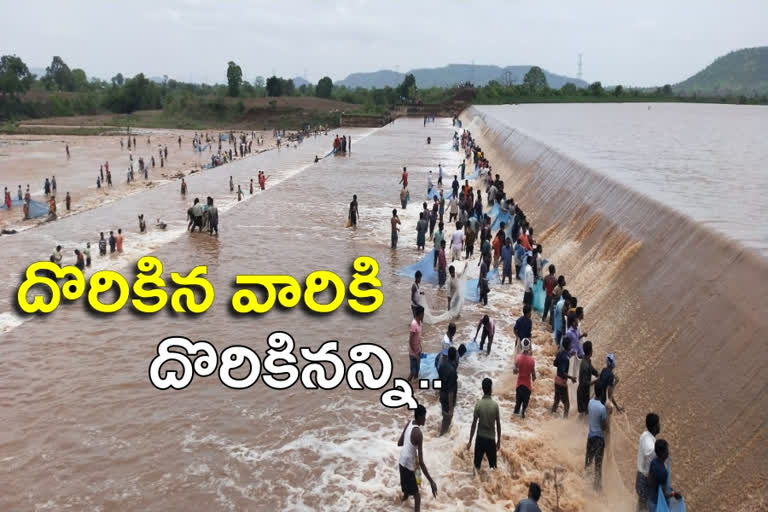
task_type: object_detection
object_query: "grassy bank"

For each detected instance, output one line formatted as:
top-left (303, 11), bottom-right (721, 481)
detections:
top-left (0, 122), bottom-right (122, 136)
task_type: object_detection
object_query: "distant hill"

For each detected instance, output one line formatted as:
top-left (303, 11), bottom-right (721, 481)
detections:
top-left (337, 64), bottom-right (587, 89)
top-left (674, 47), bottom-right (768, 96)
top-left (292, 76), bottom-right (311, 87)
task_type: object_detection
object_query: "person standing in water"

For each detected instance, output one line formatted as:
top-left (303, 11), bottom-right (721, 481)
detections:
top-left (647, 439), bottom-right (683, 511)
top-left (407, 305), bottom-right (424, 384)
top-left (52, 245), bottom-right (63, 264)
top-left (577, 341), bottom-right (600, 417)
top-left (399, 167), bottom-right (408, 188)
top-left (84, 242), bottom-right (92, 267)
top-left (51, 175), bottom-right (57, 195)
top-left (65, 144), bottom-right (70, 159)
top-left (391, 209), bottom-right (401, 249)
top-left (116, 229), bottom-right (124, 253)
top-left (438, 347), bottom-right (458, 435)
top-left (514, 338), bottom-right (536, 418)
top-left (74, 249), bottom-right (84, 270)
top-left (348, 195), bottom-right (359, 227)
top-left (636, 413), bottom-right (661, 510)
top-left (552, 337), bottom-right (576, 417)
top-left (229, 176), bottom-right (234, 192)
top-left (237, 185), bottom-right (244, 201)
top-left (397, 404), bottom-right (438, 512)
top-left (98, 232), bottom-right (107, 256)
top-left (436, 240), bottom-right (447, 288)
top-left (65, 192), bottom-right (71, 211)
top-left (181, 178), bottom-right (187, 196)
top-left (467, 377), bottom-right (501, 474)
top-left (108, 231), bottom-right (116, 253)
top-left (400, 184), bottom-right (408, 210)
top-left (585, 382), bottom-right (611, 491)
top-left (410, 271), bottom-right (424, 316)
top-left (207, 197), bottom-right (219, 236)
top-left (415, 213), bottom-right (427, 251)
top-left (598, 353), bottom-right (624, 413)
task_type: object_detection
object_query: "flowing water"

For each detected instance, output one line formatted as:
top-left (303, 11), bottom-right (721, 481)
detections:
top-left (1, 107), bottom-right (766, 511)
top-left (475, 103), bottom-right (768, 257)
top-left (2, 122), bottom-right (580, 511)
top-left (465, 105), bottom-right (768, 511)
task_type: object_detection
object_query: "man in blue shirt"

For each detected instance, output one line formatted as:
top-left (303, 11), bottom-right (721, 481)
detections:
top-left (585, 382), bottom-right (611, 490)
top-left (514, 482), bottom-right (542, 512)
top-left (647, 439), bottom-right (683, 509)
top-left (501, 238), bottom-right (514, 284)
top-left (514, 305), bottom-right (533, 352)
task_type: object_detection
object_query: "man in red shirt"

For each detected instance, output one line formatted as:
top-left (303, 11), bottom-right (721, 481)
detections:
top-left (399, 167), bottom-right (408, 187)
top-left (513, 337), bottom-right (536, 419)
top-left (542, 264), bottom-right (557, 323)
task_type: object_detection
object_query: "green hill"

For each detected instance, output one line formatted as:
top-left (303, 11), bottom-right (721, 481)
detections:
top-left (675, 47), bottom-right (768, 96)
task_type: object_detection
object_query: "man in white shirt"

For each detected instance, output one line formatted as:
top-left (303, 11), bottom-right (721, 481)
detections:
top-left (488, 184), bottom-right (497, 206)
top-left (446, 264), bottom-right (465, 311)
top-left (523, 255), bottom-right (534, 307)
top-left (450, 223), bottom-right (464, 262)
top-left (636, 413), bottom-right (660, 510)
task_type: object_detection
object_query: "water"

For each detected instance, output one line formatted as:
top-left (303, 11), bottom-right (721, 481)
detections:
top-left (464, 105), bottom-right (768, 511)
top-left (2, 110), bottom-right (766, 511)
top-left (3, 122), bottom-right (595, 511)
top-left (474, 103), bottom-right (768, 257)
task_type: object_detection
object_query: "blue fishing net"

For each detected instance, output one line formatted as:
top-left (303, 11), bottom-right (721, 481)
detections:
top-left (466, 268), bottom-right (500, 302)
top-left (419, 341), bottom-right (481, 381)
top-left (397, 250), bottom-right (438, 284)
top-left (1, 198), bottom-right (49, 218)
top-left (426, 187), bottom-right (454, 200)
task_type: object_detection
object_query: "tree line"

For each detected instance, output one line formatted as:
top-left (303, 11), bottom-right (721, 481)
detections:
top-left (2, 56), bottom-right (765, 121)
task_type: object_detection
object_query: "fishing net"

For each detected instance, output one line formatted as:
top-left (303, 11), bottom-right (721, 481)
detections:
top-left (397, 250), bottom-right (438, 284)
top-left (418, 340), bottom-right (481, 381)
top-left (1, 198), bottom-right (49, 218)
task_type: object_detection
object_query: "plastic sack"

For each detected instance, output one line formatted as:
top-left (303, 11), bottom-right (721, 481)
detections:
top-left (532, 279), bottom-right (545, 312)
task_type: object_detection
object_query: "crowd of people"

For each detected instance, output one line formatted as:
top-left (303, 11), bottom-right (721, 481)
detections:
top-left (392, 127), bottom-right (683, 512)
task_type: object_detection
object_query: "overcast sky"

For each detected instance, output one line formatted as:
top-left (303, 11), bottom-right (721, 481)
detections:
top-left (1, 0), bottom-right (765, 87)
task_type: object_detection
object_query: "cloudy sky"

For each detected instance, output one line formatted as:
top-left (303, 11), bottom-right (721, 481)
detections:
top-left (1, 0), bottom-right (765, 87)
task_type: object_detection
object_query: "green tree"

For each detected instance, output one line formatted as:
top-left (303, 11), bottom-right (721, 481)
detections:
top-left (316, 76), bottom-right (333, 98)
top-left (662, 84), bottom-right (672, 96)
top-left (226, 61), bottom-right (242, 97)
top-left (43, 56), bottom-right (73, 91)
top-left (613, 85), bottom-right (624, 97)
top-left (398, 73), bottom-right (416, 101)
top-left (523, 66), bottom-right (548, 91)
top-left (71, 68), bottom-right (89, 91)
top-left (0, 54), bottom-right (34, 98)
top-left (266, 75), bottom-right (282, 96)
top-left (281, 78), bottom-right (295, 96)
top-left (560, 82), bottom-right (578, 96)
top-left (111, 73), bottom-right (124, 86)
top-left (589, 81), bottom-right (604, 96)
